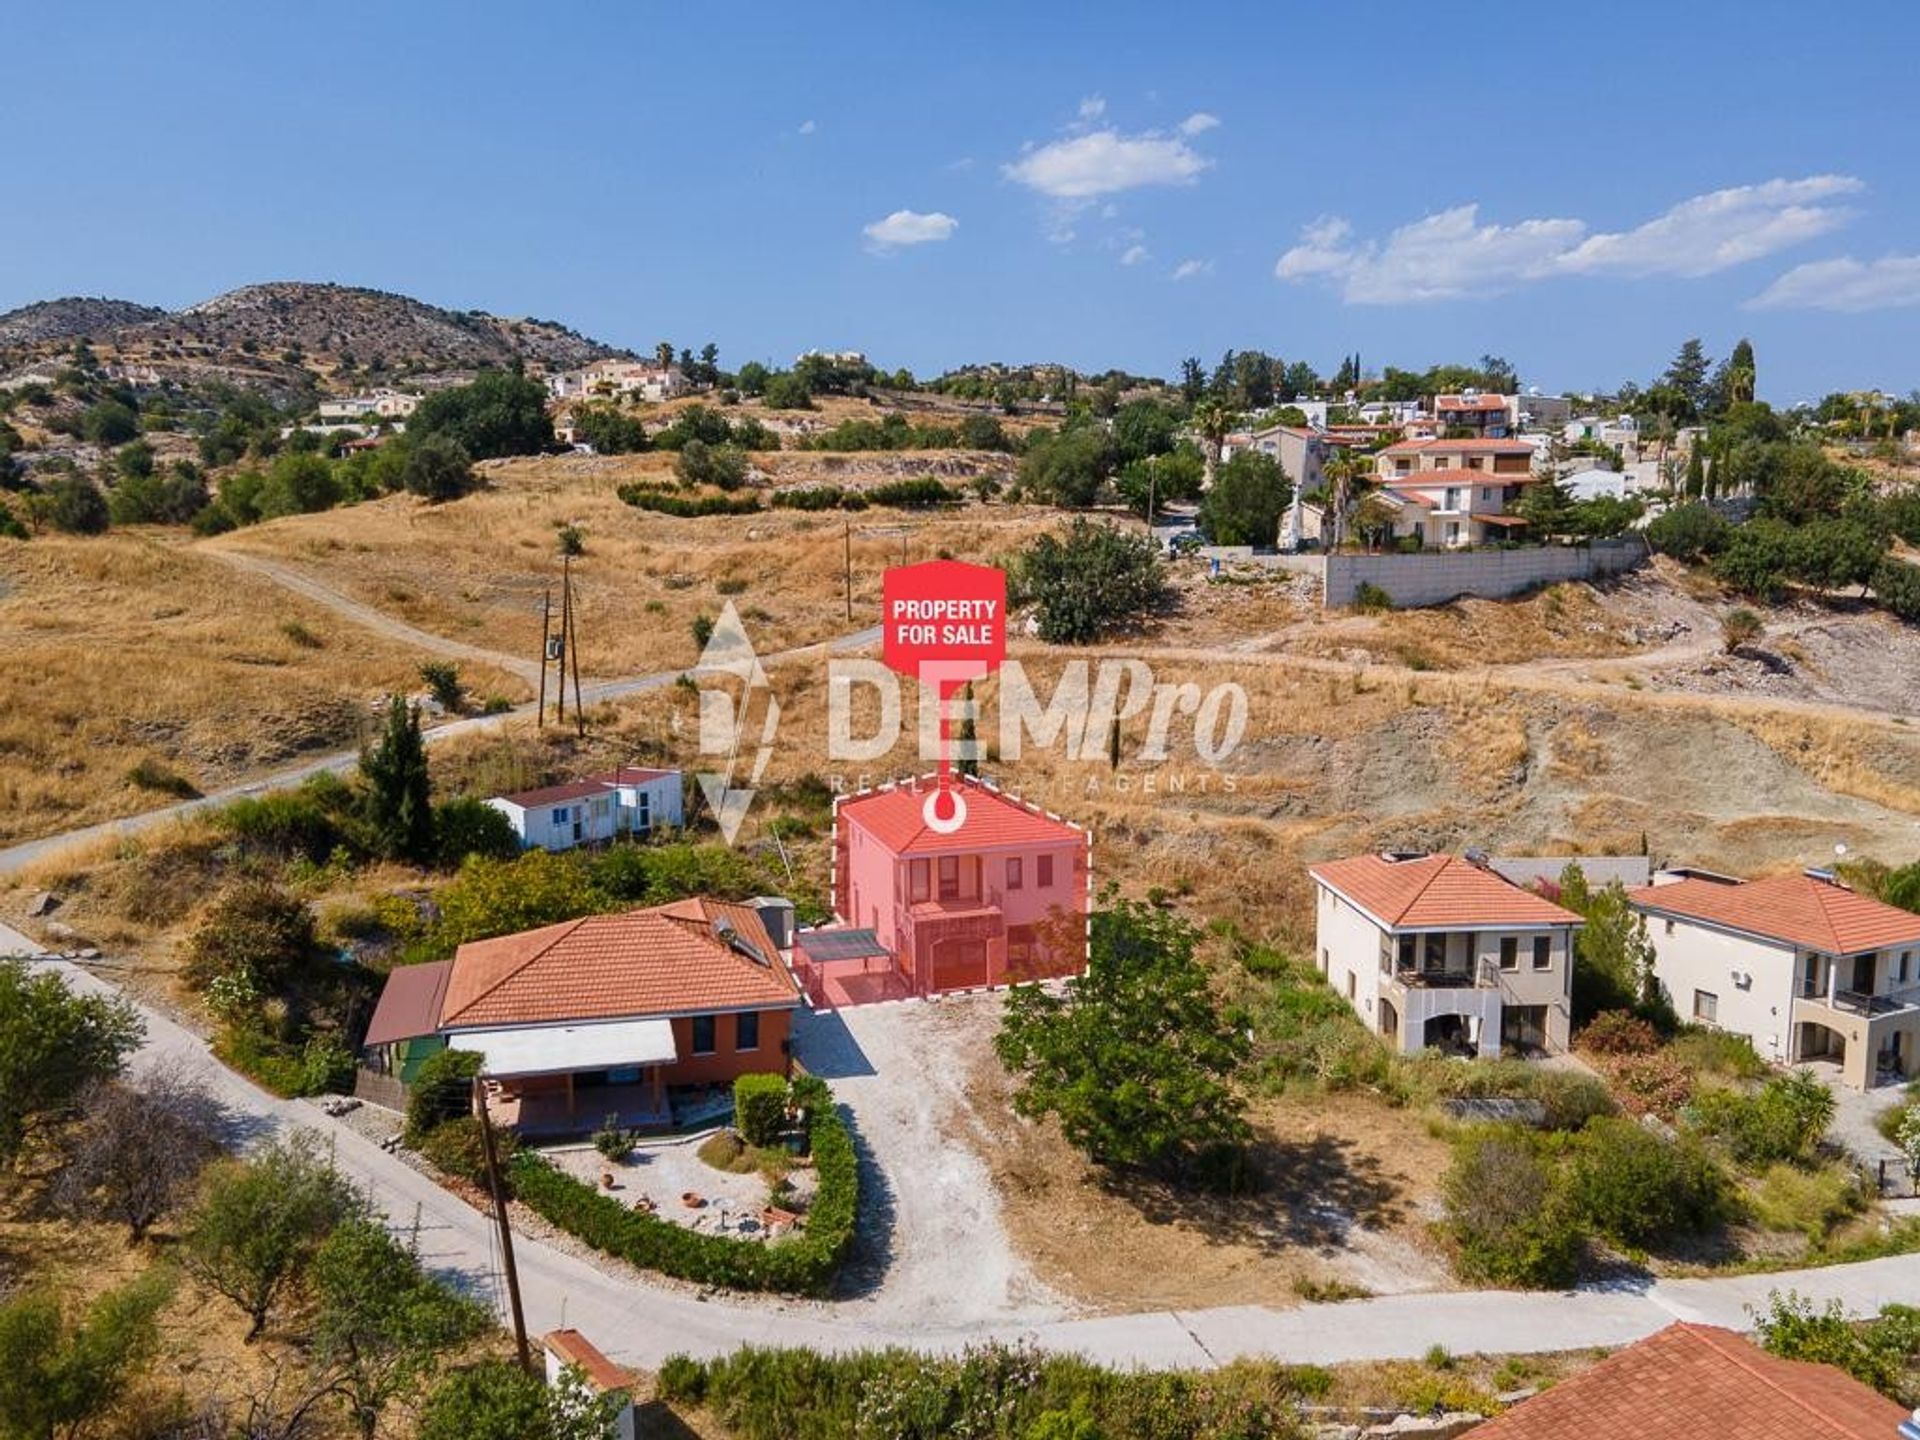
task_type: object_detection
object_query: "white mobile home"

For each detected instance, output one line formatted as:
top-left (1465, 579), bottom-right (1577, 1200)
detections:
top-left (487, 768), bottom-right (683, 852)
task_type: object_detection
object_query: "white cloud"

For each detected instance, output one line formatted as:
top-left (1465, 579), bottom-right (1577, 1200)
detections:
top-left (1179, 111), bottom-right (1220, 136)
top-left (1120, 243), bottom-right (1149, 266)
top-left (862, 209), bottom-right (958, 252)
top-left (1171, 258), bottom-right (1213, 281)
top-left (1004, 128), bottom-right (1212, 199)
top-left (1555, 176), bottom-right (1862, 277)
top-left (1077, 94), bottom-right (1107, 122)
top-left (1275, 176), bottom-right (1865, 304)
top-left (797, 119), bottom-right (816, 135)
top-left (1748, 253), bottom-right (1920, 311)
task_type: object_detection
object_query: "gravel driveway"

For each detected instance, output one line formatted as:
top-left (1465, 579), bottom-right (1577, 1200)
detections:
top-left (793, 995), bottom-right (1070, 1327)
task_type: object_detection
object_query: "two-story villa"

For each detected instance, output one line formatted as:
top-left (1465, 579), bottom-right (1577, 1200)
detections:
top-left (1310, 851), bottom-right (1583, 1057)
top-left (1629, 868), bottom-right (1920, 1090)
top-left (1374, 438), bottom-right (1540, 547)
top-left (1431, 392), bottom-right (1515, 438)
top-left (829, 775), bottom-right (1089, 998)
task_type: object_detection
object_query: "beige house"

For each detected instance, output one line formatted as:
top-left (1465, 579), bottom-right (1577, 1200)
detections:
top-left (1629, 868), bottom-right (1920, 1090)
top-left (1373, 438), bottom-right (1539, 547)
top-left (1310, 852), bottom-right (1582, 1058)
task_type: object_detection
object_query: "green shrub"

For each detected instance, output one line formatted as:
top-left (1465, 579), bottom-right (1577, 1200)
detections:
top-left (216, 1025), bottom-right (352, 1098)
top-left (734, 1073), bottom-right (789, 1147)
top-left (1666, 1027), bottom-right (1769, 1080)
top-left (1687, 1071), bottom-right (1836, 1167)
top-left (867, 476), bottom-right (961, 508)
top-left (507, 1081), bottom-right (857, 1294)
top-left (1353, 581), bottom-right (1393, 613)
top-left (219, 773), bottom-right (363, 864)
top-left (416, 1116), bottom-right (516, 1185)
top-left (406, 1048), bottom-right (483, 1144)
top-left (1444, 1125), bottom-right (1583, 1288)
top-left (1570, 1116), bottom-right (1727, 1248)
top-left (126, 758), bottom-right (200, 799)
top-left (1646, 502), bottom-right (1731, 560)
top-left (1749, 1161), bottom-right (1865, 1242)
top-left (182, 881), bottom-right (320, 992)
top-left (771, 485), bottom-right (868, 511)
top-left (432, 796), bottom-right (521, 867)
top-left (616, 484), bottom-right (761, 517)
top-left (592, 1115), bottom-right (634, 1161)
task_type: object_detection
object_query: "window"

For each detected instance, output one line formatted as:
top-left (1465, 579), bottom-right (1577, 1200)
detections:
top-left (551, 807), bottom-right (569, 824)
top-left (635, 792), bottom-right (651, 832)
top-left (1499, 937), bottom-right (1518, 971)
top-left (1898, 951), bottom-right (1912, 984)
top-left (1532, 936), bottom-right (1552, 971)
top-left (938, 855), bottom-right (960, 901)
top-left (1397, 935), bottom-right (1416, 970)
top-left (736, 1011), bottom-right (760, 1052)
top-left (1037, 854), bottom-right (1055, 888)
top-left (1693, 989), bottom-right (1718, 1024)
top-left (691, 1015), bottom-right (717, 1055)
top-left (909, 859), bottom-right (930, 902)
top-left (1347, 972), bottom-right (1356, 1000)
top-left (1005, 857), bottom-right (1023, 891)
top-left (1423, 934), bottom-right (1446, 971)
top-left (1444, 487), bottom-right (1461, 510)
top-left (1480, 487), bottom-right (1492, 502)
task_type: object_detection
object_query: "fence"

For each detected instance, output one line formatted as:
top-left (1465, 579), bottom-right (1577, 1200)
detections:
top-left (1323, 536), bottom-right (1649, 609)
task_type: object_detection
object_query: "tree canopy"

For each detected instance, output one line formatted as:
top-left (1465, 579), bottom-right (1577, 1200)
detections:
top-left (409, 368), bottom-right (553, 458)
top-left (0, 958), bottom-right (143, 1164)
top-left (1011, 519), bottom-right (1168, 643)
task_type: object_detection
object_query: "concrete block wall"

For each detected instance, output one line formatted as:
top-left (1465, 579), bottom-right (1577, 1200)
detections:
top-left (1323, 537), bottom-right (1648, 609)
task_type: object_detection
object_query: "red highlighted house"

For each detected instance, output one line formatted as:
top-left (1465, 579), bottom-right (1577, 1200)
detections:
top-left (803, 775), bottom-right (1090, 1006)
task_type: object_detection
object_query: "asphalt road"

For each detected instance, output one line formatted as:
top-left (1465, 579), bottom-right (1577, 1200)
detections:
top-left (0, 626), bottom-right (881, 879)
top-left (9, 937), bottom-right (1918, 1372)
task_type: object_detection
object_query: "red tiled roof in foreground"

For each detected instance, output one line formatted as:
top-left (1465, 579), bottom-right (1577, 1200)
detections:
top-left (837, 775), bottom-right (1086, 856)
top-left (439, 898), bottom-right (799, 1030)
top-left (1467, 1323), bottom-right (1906, 1440)
top-left (1310, 853), bottom-right (1582, 930)
top-left (542, 1329), bottom-right (632, 1395)
top-left (1628, 872), bottom-right (1920, 955)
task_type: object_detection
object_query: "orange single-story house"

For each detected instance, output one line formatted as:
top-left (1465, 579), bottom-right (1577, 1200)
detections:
top-left (362, 897), bottom-right (800, 1134)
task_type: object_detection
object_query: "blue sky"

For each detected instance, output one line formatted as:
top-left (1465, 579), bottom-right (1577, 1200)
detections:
top-left (4, 2), bottom-right (1916, 402)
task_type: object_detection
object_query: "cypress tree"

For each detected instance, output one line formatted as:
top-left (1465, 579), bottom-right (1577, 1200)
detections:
top-left (361, 696), bottom-right (434, 862)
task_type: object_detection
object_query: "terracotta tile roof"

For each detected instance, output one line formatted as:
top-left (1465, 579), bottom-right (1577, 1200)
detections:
top-left (1468, 1323), bottom-right (1907, 1439)
top-left (542, 1329), bottom-right (632, 1394)
top-left (1435, 394), bottom-right (1510, 412)
top-left (837, 775), bottom-right (1086, 856)
top-left (1310, 853), bottom-right (1582, 930)
top-left (1629, 873), bottom-right (1920, 955)
top-left (439, 898), bottom-right (799, 1030)
top-left (494, 767), bottom-right (677, 809)
top-left (1381, 438), bottom-right (1537, 455)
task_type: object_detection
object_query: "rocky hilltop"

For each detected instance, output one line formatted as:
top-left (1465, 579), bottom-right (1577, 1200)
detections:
top-left (0, 297), bottom-right (169, 350)
top-left (0, 281), bottom-right (626, 389)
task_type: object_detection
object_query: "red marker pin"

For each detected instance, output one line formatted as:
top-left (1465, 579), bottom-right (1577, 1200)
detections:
top-left (881, 560), bottom-right (1007, 831)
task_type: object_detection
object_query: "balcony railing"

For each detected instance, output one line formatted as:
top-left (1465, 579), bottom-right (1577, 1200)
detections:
top-left (1798, 983), bottom-right (1920, 1018)
top-left (1391, 966), bottom-right (1481, 989)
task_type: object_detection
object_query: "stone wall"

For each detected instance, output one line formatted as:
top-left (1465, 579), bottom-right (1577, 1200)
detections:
top-left (1323, 537), bottom-right (1648, 609)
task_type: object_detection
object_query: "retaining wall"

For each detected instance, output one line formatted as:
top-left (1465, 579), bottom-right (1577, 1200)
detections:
top-left (1323, 537), bottom-right (1649, 609)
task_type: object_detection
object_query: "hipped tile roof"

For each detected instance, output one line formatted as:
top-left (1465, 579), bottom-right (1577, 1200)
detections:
top-left (1310, 853), bottom-right (1582, 930)
top-left (1467, 1322), bottom-right (1907, 1439)
top-left (837, 775), bottom-right (1085, 856)
top-left (1629, 872), bottom-right (1920, 955)
top-left (439, 898), bottom-right (799, 1030)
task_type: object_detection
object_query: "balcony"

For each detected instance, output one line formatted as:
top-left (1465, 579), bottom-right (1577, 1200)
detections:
top-left (1802, 984), bottom-right (1920, 1018)
top-left (1388, 964), bottom-right (1489, 991)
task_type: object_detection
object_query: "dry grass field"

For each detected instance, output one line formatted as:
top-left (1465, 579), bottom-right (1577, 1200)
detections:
top-left (0, 534), bottom-right (526, 845)
top-left (204, 461), bottom-right (1051, 679)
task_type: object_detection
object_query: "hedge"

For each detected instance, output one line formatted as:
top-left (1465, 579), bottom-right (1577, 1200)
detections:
top-left (616, 485), bottom-right (763, 517)
top-left (506, 1081), bottom-right (857, 1295)
top-left (733, 1073), bottom-right (788, 1147)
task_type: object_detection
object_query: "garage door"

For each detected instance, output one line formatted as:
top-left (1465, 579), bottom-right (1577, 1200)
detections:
top-left (930, 938), bottom-right (990, 993)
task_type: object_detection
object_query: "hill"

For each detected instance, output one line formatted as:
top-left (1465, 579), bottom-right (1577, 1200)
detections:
top-left (0, 296), bottom-right (168, 350)
top-left (0, 281), bottom-right (627, 390)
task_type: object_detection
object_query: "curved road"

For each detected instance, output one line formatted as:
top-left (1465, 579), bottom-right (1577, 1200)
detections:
top-left (9, 941), bottom-right (1916, 1372)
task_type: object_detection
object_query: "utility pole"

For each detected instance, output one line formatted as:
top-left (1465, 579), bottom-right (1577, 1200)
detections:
top-left (472, 1077), bottom-right (531, 1374)
top-left (536, 588), bottom-right (552, 728)
top-left (565, 557), bottom-right (585, 736)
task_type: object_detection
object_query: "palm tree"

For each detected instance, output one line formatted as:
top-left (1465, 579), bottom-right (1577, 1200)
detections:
top-left (1191, 399), bottom-right (1234, 490)
top-left (1323, 448), bottom-right (1373, 550)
